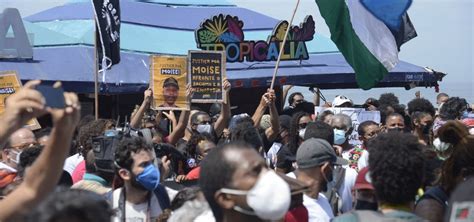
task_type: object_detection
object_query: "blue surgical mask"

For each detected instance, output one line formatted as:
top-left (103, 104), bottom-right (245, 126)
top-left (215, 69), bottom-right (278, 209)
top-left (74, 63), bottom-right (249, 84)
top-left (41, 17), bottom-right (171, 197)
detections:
top-left (334, 129), bottom-right (347, 145)
top-left (136, 164), bottom-right (161, 191)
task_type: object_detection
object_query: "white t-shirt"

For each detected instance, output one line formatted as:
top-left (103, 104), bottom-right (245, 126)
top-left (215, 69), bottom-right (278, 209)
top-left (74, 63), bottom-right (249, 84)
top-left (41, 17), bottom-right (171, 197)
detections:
top-left (357, 150), bottom-right (369, 170)
top-left (63, 153), bottom-right (84, 175)
top-left (112, 188), bottom-right (162, 222)
top-left (338, 167), bottom-right (357, 213)
top-left (287, 172), bottom-right (334, 222)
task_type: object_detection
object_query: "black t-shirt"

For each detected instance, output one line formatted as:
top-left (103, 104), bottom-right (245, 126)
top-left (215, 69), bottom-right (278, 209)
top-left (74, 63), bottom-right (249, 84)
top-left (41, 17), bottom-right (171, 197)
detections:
top-left (276, 144), bottom-right (296, 173)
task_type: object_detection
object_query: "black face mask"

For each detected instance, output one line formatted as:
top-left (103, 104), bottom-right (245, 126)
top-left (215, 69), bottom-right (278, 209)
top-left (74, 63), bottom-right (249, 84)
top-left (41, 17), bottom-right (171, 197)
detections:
top-left (355, 200), bottom-right (378, 211)
top-left (421, 124), bottom-right (432, 135)
top-left (387, 127), bottom-right (404, 133)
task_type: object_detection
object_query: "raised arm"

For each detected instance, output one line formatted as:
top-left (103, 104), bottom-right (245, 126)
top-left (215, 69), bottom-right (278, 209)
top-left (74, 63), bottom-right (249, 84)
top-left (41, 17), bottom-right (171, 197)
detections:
top-left (0, 81), bottom-right (46, 148)
top-left (166, 84), bottom-right (193, 145)
top-left (0, 85), bottom-right (80, 221)
top-left (265, 89), bottom-right (280, 141)
top-left (252, 91), bottom-right (270, 128)
top-left (281, 85), bottom-right (293, 110)
top-left (214, 79), bottom-right (231, 136)
top-left (130, 88), bottom-right (152, 129)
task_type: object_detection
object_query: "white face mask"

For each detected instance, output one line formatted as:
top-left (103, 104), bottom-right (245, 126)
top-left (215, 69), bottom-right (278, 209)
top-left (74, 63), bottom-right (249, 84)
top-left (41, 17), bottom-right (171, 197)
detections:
top-left (220, 170), bottom-right (291, 220)
top-left (10, 150), bottom-right (21, 165)
top-left (433, 138), bottom-right (451, 160)
top-left (298, 128), bottom-right (306, 140)
top-left (196, 124), bottom-right (212, 134)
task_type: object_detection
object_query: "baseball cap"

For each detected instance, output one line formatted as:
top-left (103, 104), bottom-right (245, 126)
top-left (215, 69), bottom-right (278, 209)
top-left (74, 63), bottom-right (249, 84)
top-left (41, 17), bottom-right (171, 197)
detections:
top-left (296, 138), bottom-right (348, 169)
top-left (354, 167), bottom-right (374, 190)
top-left (163, 77), bottom-right (179, 89)
top-left (332, 95), bottom-right (353, 107)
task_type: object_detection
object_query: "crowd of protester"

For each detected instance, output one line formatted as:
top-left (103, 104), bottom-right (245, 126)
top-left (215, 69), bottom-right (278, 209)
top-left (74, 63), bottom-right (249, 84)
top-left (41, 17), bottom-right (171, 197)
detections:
top-left (0, 80), bottom-right (473, 222)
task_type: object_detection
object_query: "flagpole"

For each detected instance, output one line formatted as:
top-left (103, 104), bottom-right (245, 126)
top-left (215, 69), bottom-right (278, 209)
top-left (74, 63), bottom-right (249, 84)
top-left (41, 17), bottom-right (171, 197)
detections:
top-left (270, 0), bottom-right (301, 89)
top-left (94, 23), bottom-right (99, 120)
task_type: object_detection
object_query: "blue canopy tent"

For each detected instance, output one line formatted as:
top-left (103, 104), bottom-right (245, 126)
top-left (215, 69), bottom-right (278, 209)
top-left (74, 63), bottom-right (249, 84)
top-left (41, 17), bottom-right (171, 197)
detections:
top-left (0, 0), bottom-right (444, 94)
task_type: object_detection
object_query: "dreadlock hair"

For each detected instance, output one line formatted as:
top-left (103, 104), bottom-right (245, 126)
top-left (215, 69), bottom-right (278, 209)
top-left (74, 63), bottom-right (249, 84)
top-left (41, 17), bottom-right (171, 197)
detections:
top-left (368, 132), bottom-right (425, 204)
top-left (288, 112), bottom-right (311, 154)
top-left (438, 121), bottom-right (474, 194)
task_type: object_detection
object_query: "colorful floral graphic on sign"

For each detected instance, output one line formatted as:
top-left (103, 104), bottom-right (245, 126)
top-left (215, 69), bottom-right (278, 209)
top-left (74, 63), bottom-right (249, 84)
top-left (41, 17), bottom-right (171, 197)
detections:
top-left (195, 14), bottom-right (315, 63)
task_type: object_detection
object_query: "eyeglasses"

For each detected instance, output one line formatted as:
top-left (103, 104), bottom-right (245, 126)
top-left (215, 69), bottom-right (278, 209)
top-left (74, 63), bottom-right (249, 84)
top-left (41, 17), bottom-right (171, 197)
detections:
top-left (8, 142), bottom-right (38, 150)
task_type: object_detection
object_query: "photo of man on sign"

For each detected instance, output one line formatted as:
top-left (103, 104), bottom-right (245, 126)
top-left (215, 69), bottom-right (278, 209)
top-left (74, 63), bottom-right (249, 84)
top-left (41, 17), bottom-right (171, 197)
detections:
top-left (150, 55), bottom-right (190, 111)
top-left (159, 77), bottom-right (179, 108)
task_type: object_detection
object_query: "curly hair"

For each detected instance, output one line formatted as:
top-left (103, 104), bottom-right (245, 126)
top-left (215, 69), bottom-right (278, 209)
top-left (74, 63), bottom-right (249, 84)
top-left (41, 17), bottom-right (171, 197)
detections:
top-left (407, 98), bottom-right (436, 117)
top-left (367, 132), bottom-right (425, 204)
top-left (288, 112), bottom-right (311, 154)
top-left (27, 188), bottom-right (113, 222)
top-left (185, 133), bottom-right (214, 158)
top-left (439, 97), bottom-right (468, 120)
top-left (114, 136), bottom-right (152, 171)
top-left (438, 121), bottom-right (474, 194)
top-left (77, 119), bottom-right (114, 157)
top-left (378, 93), bottom-right (399, 107)
top-left (288, 92), bottom-right (304, 106)
top-left (230, 121), bottom-right (263, 151)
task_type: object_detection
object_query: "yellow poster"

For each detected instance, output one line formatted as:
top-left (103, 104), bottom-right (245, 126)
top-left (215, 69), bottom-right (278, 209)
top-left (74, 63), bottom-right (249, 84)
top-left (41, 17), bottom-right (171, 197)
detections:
top-left (150, 55), bottom-right (190, 111)
top-left (0, 71), bottom-right (41, 130)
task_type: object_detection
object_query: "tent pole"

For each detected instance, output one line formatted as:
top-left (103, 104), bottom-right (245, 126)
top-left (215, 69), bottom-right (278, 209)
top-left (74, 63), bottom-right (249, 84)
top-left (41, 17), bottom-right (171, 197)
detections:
top-left (94, 25), bottom-right (99, 120)
top-left (270, 0), bottom-right (301, 89)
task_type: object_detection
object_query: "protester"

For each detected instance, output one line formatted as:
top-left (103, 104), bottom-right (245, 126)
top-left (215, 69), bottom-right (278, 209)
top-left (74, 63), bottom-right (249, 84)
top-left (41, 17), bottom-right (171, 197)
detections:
top-left (330, 114), bottom-right (353, 162)
top-left (71, 147), bottom-right (113, 195)
top-left (436, 93), bottom-right (449, 108)
top-left (27, 188), bottom-right (113, 222)
top-left (434, 97), bottom-right (469, 136)
top-left (384, 113), bottom-right (406, 132)
top-left (276, 111), bottom-right (312, 173)
top-left (111, 136), bottom-right (170, 221)
top-left (317, 110), bottom-right (334, 124)
top-left (352, 167), bottom-right (377, 211)
top-left (266, 114), bottom-right (292, 169)
top-left (175, 133), bottom-right (216, 182)
top-left (283, 92), bottom-right (305, 113)
top-left (287, 138), bottom-right (349, 222)
top-left (70, 119), bottom-right (115, 184)
top-left (251, 89), bottom-right (280, 150)
top-left (356, 121), bottom-right (380, 171)
top-left (333, 132), bottom-right (425, 221)
top-left (332, 95), bottom-right (353, 108)
top-left (0, 127), bottom-right (37, 192)
top-left (199, 142), bottom-right (291, 222)
top-left (0, 80), bottom-right (81, 221)
top-left (415, 121), bottom-right (474, 222)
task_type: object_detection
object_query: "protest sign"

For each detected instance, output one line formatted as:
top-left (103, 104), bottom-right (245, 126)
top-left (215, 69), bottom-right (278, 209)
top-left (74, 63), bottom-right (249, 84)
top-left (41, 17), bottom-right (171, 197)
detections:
top-left (0, 71), bottom-right (41, 130)
top-left (150, 55), bottom-right (190, 111)
top-left (188, 50), bottom-right (226, 103)
top-left (315, 107), bottom-right (380, 145)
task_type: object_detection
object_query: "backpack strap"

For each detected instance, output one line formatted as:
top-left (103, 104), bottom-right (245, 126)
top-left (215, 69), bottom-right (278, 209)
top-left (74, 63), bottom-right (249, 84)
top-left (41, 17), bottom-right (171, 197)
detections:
top-left (154, 184), bottom-right (171, 210)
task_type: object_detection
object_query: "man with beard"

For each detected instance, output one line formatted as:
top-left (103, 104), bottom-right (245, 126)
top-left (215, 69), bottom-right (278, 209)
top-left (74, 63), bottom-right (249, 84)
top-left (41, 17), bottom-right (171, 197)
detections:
top-left (112, 137), bottom-right (170, 221)
top-left (287, 138), bottom-right (348, 222)
top-left (159, 77), bottom-right (180, 108)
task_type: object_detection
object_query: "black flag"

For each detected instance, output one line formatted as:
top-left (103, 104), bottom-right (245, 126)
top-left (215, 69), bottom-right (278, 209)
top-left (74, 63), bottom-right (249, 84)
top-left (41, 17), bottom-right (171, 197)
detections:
top-left (92, 0), bottom-right (121, 69)
top-left (390, 13), bottom-right (417, 51)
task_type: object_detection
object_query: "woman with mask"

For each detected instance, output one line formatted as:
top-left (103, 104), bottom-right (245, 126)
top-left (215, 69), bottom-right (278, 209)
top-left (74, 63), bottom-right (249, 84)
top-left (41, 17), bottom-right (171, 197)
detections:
top-left (175, 133), bottom-right (216, 182)
top-left (411, 111), bottom-right (434, 146)
top-left (276, 112), bottom-right (312, 174)
top-left (415, 121), bottom-right (474, 222)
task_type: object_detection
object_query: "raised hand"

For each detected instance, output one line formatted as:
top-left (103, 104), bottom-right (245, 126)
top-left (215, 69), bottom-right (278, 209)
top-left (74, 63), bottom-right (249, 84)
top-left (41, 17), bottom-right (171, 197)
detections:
top-left (3, 80), bottom-right (47, 130)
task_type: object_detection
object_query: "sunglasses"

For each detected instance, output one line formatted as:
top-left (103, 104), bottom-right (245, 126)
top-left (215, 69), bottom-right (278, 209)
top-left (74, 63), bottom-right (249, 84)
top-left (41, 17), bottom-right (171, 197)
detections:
top-left (298, 123), bottom-right (308, 129)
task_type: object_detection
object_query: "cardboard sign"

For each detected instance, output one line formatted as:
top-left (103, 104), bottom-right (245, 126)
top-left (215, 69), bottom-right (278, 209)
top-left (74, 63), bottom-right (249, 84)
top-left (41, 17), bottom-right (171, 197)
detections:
top-left (315, 107), bottom-right (380, 145)
top-left (188, 50), bottom-right (226, 103)
top-left (0, 71), bottom-right (41, 130)
top-left (150, 55), bottom-right (190, 111)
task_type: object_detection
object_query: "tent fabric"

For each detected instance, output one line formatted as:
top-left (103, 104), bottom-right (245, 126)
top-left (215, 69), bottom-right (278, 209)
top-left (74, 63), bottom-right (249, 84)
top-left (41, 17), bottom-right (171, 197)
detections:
top-left (25, 1), bottom-right (276, 31)
top-left (0, 46), bottom-right (439, 93)
top-left (29, 20), bottom-right (339, 55)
